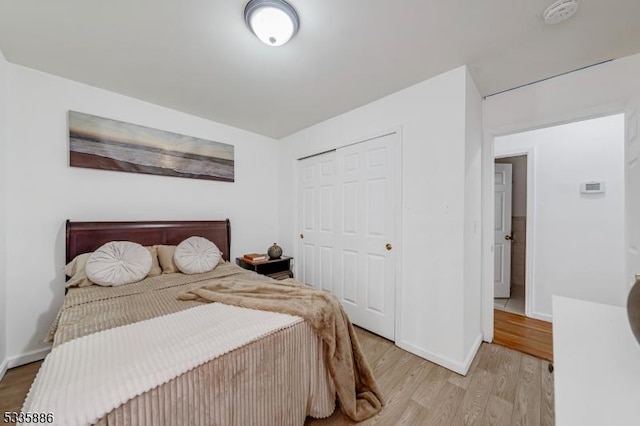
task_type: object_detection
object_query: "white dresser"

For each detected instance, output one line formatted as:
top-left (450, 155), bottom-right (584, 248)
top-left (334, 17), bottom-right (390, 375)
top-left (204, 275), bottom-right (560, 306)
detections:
top-left (553, 296), bottom-right (640, 426)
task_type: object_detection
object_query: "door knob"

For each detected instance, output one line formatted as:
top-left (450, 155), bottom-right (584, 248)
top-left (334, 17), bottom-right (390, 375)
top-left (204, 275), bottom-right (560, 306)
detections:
top-left (386, 243), bottom-right (392, 251)
top-left (504, 234), bottom-right (513, 241)
top-left (300, 234), bottom-right (304, 239)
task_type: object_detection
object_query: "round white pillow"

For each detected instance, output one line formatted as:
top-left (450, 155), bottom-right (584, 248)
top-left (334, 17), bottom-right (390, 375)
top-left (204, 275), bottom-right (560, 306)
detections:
top-left (86, 241), bottom-right (152, 286)
top-left (174, 236), bottom-right (221, 274)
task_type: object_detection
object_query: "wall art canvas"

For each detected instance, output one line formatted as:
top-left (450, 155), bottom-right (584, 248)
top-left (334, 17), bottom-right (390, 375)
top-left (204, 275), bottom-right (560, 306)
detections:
top-left (69, 111), bottom-right (234, 182)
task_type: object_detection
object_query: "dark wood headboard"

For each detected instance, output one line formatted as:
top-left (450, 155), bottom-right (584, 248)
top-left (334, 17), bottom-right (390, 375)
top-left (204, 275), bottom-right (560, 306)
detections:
top-left (65, 220), bottom-right (231, 263)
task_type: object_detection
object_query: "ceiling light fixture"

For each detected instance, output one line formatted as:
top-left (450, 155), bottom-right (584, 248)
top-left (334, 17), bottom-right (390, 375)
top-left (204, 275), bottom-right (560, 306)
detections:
top-left (543, 0), bottom-right (579, 25)
top-left (244, 0), bottom-right (300, 47)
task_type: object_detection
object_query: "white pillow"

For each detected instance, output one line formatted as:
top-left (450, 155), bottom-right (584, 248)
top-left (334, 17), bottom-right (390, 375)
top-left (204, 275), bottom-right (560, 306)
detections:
top-left (174, 236), bottom-right (221, 274)
top-left (86, 241), bottom-right (152, 286)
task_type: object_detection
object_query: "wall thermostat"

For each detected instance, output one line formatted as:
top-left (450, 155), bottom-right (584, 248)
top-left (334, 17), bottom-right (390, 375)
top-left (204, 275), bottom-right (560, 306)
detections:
top-left (581, 181), bottom-right (605, 194)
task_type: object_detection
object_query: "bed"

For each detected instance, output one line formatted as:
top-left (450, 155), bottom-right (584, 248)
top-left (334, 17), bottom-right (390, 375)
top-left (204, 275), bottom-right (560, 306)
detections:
top-left (22, 220), bottom-right (382, 426)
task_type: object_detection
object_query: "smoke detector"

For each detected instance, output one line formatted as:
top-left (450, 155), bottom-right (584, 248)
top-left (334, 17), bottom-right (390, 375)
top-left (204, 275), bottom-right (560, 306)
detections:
top-left (543, 0), bottom-right (579, 24)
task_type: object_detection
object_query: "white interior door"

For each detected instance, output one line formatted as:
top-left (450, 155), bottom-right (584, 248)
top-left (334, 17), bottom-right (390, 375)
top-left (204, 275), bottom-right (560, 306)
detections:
top-left (494, 163), bottom-right (513, 298)
top-left (626, 95), bottom-right (640, 289)
top-left (297, 133), bottom-right (399, 340)
top-left (298, 151), bottom-right (337, 292)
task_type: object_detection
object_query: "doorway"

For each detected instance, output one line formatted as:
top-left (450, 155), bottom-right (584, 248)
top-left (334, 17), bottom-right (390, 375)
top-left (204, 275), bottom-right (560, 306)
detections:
top-left (486, 114), bottom-right (625, 333)
top-left (494, 155), bottom-right (528, 316)
top-left (488, 115), bottom-right (625, 360)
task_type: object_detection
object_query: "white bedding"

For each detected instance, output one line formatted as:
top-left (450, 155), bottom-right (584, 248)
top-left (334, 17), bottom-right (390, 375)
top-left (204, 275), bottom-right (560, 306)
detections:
top-left (22, 303), bottom-right (302, 426)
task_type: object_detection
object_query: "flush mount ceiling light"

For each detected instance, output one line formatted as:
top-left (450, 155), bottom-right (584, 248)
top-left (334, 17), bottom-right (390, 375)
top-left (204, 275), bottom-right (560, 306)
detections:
top-left (543, 0), bottom-right (579, 24)
top-left (244, 0), bottom-right (300, 47)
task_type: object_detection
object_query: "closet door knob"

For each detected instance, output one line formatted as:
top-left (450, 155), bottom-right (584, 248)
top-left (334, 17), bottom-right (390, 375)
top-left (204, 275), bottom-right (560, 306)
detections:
top-left (385, 243), bottom-right (392, 251)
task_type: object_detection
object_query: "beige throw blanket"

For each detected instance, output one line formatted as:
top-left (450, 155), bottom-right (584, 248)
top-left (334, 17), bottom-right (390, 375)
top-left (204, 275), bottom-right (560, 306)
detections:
top-left (179, 278), bottom-right (384, 422)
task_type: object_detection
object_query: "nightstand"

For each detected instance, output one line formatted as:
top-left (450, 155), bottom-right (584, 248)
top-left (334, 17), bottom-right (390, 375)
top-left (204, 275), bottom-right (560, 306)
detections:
top-left (236, 256), bottom-right (293, 280)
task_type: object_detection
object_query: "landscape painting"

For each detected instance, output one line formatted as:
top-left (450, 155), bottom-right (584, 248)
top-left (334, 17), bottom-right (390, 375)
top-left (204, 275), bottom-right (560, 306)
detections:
top-left (69, 111), bottom-right (234, 182)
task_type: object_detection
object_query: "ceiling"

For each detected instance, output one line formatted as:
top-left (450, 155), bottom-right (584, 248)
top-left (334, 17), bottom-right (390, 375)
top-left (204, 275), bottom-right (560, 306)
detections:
top-left (1, 0), bottom-right (639, 138)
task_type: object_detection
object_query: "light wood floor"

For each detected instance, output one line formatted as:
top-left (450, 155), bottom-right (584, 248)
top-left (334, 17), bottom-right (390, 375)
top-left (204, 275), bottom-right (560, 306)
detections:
top-left (494, 309), bottom-right (554, 362)
top-left (0, 360), bottom-right (41, 413)
top-left (0, 327), bottom-right (554, 425)
top-left (306, 327), bottom-right (554, 425)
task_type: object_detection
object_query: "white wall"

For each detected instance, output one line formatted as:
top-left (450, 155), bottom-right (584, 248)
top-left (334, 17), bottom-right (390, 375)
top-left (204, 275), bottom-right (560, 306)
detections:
top-left (495, 155), bottom-right (527, 217)
top-left (495, 115), bottom-right (626, 319)
top-left (463, 69), bottom-right (483, 358)
top-left (0, 49), bottom-right (8, 379)
top-left (5, 65), bottom-right (280, 364)
top-left (278, 66), bottom-right (483, 374)
top-left (481, 52), bottom-right (640, 337)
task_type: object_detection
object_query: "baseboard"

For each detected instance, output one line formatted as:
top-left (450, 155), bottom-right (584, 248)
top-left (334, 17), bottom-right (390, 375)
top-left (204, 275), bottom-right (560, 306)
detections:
top-left (7, 347), bottom-right (50, 369)
top-left (396, 334), bottom-right (482, 376)
top-left (529, 311), bottom-right (553, 323)
top-left (0, 357), bottom-right (8, 382)
top-left (462, 334), bottom-right (483, 373)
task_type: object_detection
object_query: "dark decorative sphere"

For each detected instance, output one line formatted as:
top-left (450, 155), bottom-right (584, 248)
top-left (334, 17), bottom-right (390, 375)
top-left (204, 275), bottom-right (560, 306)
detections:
top-left (268, 243), bottom-right (282, 260)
